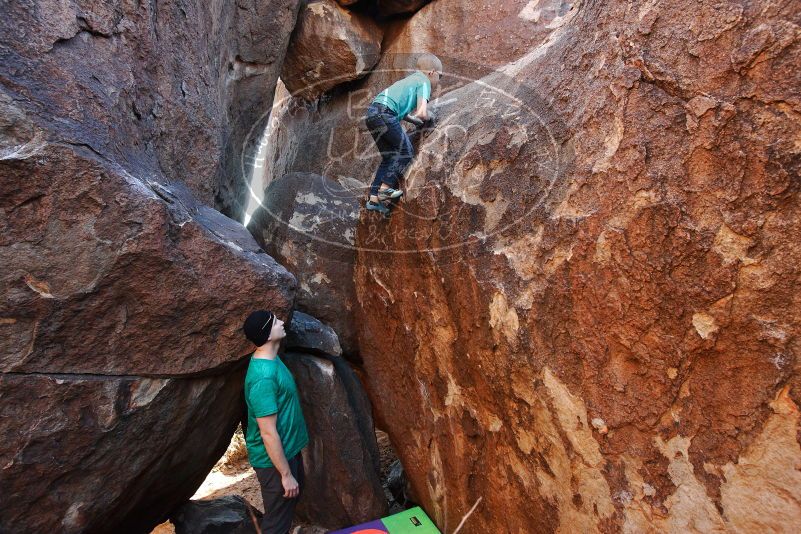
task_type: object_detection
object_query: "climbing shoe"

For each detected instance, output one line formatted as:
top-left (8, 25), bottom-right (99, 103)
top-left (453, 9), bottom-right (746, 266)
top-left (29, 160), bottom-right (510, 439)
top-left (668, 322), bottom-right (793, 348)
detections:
top-left (366, 200), bottom-right (391, 216)
top-left (377, 187), bottom-right (404, 200)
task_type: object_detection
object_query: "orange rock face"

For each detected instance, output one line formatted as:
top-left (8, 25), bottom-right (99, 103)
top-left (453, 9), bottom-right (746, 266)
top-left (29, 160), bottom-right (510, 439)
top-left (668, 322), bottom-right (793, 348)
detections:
top-left (282, 0), bottom-right (383, 101)
top-left (353, 1), bottom-right (801, 532)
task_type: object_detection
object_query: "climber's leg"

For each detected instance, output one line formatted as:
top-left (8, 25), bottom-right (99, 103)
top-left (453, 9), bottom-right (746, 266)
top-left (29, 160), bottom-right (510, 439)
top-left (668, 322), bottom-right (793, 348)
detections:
top-left (374, 125), bottom-right (414, 208)
top-left (392, 129), bottom-right (415, 185)
top-left (366, 103), bottom-right (407, 203)
top-left (368, 144), bottom-right (403, 199)
top-left (366, 112), bottom-right (396, 200)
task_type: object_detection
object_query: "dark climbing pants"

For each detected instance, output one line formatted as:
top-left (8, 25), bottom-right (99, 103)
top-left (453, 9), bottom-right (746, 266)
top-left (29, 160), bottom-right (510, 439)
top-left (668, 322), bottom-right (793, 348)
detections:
top-left (254, 453), bottom-right (305, 534)
top-left (365, 102), bottom-right (414, 197)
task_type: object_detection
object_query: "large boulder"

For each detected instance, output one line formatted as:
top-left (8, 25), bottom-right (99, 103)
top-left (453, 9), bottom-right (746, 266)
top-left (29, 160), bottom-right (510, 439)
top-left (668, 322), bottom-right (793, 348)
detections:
top-left (0, 1), bottom-right (298, 532)
top-left (250, 173), bottom-right (362, 357)
top-left (171, 496), bottom-right (261, 534)
top-left (374, 0), bottom-right (573, 82)
top-left (0, 107), bottom-right (295, 377)
top-left (0, 0), bottom-right (300, 222)
top-left (0, 104), bottom-right (295, 534)
top-left (352, 1), bottom-right (801, 532)
top-left (282, 0), bottom-right (383, 101)
top-left (0, 370), bottom-right (246, 534)
top-left (284, 352), bottom-right (387, 529)
top-left (285, 310), bottom-right (344, 357)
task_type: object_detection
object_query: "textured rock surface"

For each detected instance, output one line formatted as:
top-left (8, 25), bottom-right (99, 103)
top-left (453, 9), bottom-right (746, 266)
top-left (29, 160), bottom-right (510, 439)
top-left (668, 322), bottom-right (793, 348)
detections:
top-left (284, 352), bottom-right (387, 528)
top-left (285, 310), bottom-right (344, 356)
top-left (282, 0), bottom-right (383, 101)
top-left (0, 2), bottom-right (298, 532)
top-left (374, 0), bottom-right (573, 83)
top-left (0, 119), bottom-right (294, 376)
top-left (351, 1), bottom-right (801, 532)
top-left (251, 173), bottom-right (361, 357)
top-left (172, 495), bottom-right (261, 534)
top-left (0, 370), bottom-right (246, 534)
top-left (0, 0), bottom-right (300, 222)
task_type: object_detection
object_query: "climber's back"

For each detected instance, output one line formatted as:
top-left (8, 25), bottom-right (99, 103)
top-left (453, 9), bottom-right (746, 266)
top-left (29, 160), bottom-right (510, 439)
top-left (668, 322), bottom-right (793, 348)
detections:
top-left (373, 70), bottom-right (432, 121)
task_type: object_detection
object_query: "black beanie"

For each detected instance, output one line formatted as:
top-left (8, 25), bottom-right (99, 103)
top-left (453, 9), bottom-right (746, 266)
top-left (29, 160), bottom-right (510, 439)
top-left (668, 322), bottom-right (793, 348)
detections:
top-left (243, 310), bottom-right (275, 346)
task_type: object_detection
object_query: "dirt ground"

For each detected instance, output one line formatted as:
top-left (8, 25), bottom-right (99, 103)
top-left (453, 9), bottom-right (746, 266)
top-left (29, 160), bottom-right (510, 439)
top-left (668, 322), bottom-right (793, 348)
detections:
top-left (151, 427), bottom-right (332, 533)
top-left (151, 427), bottom-right (261, 533)
top-left (152, 427), bottom-right (402, 533)
top-left (376, 429), bottom-right (394, 480)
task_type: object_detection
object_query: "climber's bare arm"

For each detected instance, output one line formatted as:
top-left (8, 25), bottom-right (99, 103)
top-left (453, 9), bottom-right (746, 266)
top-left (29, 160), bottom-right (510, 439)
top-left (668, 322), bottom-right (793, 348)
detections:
top-left (256, 414), bottom-right (299, 498)
top-left (411, 95), bottom-right (429, 121)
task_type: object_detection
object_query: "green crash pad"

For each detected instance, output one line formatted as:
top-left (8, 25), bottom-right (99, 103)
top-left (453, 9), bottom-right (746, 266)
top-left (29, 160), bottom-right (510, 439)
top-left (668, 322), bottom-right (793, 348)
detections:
top-left (328, 506), bottom-right (441, 534)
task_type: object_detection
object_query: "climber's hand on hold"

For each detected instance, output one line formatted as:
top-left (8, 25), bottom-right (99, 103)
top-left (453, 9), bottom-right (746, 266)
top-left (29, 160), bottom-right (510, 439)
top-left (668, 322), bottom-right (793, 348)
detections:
top-left (404, 114), bottom-right (425, 127)
top-left (423, 110), bottom-right (437, 128)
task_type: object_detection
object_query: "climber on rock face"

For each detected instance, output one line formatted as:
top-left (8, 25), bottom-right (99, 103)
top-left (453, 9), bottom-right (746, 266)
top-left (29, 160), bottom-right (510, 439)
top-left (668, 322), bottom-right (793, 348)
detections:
top-left (364, 53), bottom-right (442, 217)
top-left (242, 310), bottom-right (310, 534)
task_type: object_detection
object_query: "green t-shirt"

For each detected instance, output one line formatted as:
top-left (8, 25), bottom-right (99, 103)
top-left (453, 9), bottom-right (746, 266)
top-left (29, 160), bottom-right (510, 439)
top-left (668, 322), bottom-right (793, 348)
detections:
top-left (244, 354), bottom-right (309, 468)
top-left (374, 70), bottom-right (432, 119)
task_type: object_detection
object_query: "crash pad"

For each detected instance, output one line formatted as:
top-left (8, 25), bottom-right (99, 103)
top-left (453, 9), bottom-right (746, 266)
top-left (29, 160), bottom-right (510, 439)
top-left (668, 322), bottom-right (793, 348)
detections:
top-left (329, 506), bottom-right (441, 534)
